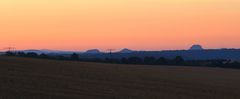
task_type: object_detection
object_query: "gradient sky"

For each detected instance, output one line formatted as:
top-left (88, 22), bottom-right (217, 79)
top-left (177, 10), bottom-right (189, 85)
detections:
top-left (0, 0), bottom-right (240, 51)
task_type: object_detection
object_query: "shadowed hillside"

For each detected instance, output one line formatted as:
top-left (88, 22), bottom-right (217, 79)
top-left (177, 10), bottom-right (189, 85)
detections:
top-left (1, 56), bottom-right (240, 99)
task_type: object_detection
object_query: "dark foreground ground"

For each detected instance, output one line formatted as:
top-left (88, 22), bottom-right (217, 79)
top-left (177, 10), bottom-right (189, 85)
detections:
top-left (1, 56), bottom-right (240, 99)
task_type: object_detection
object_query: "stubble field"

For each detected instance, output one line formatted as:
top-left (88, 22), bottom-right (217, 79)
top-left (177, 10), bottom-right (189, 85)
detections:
top-left (1, 56), bottom-right (240, 99)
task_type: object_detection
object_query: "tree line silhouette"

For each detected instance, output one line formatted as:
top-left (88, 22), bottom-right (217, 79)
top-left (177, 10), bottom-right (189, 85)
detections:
top-left (5, 51), bottom-right (240, 69)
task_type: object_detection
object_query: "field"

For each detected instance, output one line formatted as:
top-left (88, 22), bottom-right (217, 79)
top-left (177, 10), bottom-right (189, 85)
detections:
top-left (1, 56), bottom-right (240, 99)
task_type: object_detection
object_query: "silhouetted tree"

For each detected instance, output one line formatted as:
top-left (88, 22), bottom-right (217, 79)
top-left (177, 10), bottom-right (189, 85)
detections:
top-left (144, 56), bottom-right (156, 65)
top-left (173, 56), bottom-right (185, 65)
top-left (157, 57), bottom-right (167, 65)
top-left (71, 53), bottom-right (79, 60)
top-left (91, 58), bottom-right (103, 62)
top-left (210, 59), bottom-right (226, 67)
top-left (5, 51), bottom-right (16, 56)
top-left (17, 52), bottom-right (26, 57)
top-left (186, 60), bottom-right (202, 66)
top-left (26, 52), bottom-right (38, 57)
top-left (55, 55), bottom-right (68, 60)
top-left (105, 58), bottom-right (120, 63)
top-left (127, 56), bottom-right (143, 64)
top-left (39, 53), bottom-right (49, 59)
top-left (225, 61), bottom-right (240, 68)
top-left (121, 57), bottom-right (128, 64)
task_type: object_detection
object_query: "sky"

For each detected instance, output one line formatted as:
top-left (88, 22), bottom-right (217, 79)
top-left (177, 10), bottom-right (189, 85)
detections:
top-left (0, 0), bottom-right (240, 51)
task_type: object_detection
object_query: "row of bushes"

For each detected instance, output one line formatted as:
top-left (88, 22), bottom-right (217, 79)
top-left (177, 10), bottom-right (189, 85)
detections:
top-left (5, 51), bottom-right (240, 69)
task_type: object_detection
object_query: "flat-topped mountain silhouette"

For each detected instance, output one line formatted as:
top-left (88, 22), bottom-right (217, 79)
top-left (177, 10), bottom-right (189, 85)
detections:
top-left (85, 49), bottom-right (101, 54)
top-left (118, 48), bottom-right (134, 53)
top-left (189, 45), bottom-right (204, 50)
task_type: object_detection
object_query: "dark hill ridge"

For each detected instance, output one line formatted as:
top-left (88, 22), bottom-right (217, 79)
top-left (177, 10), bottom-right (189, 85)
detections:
top-left (79, 49), bottom-right (240, 61)
top-left (7, 48), bottom-right (240, 61)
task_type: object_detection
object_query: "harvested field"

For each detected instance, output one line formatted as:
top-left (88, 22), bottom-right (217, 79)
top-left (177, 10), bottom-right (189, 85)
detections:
top-left (1, 56), bottom-right (240, 99)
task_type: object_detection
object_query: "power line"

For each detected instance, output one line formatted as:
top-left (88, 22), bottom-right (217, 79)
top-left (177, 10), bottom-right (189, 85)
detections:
top-left (2, 47), bottom-right (16, 52)
top-left (106, 49), bottom-right (116, 59)
top-left (106, 49), bottom-right (115, 54)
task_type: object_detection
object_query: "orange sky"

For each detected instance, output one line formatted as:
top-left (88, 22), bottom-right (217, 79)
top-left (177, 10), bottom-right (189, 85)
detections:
top-left (0, 0), bottom-right (240, 51)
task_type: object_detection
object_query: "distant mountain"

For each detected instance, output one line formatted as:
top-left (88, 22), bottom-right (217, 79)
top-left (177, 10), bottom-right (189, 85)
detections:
top-left (189, 45), bottom-right (204, 50)
top-left (20, 49), bottom-right (81, 55)
top-left (78, 49), bottom-right (240, 61)
top-left (85, 49), bottom-right (101, 54)
top-left (118, 48), bottom-right (134, 53)
top-left (11, 47), bottom-right (240, 61)
top-left (20, 49), bottom-right (44, 54)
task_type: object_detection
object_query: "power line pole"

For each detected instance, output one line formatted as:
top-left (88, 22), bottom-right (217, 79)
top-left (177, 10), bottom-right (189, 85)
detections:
top-left (106, 49), bottom-right (115, 54)
top-left (106, 49), bottom-right (115, 59)
top-left (3, 47), bottom-right (16, 52)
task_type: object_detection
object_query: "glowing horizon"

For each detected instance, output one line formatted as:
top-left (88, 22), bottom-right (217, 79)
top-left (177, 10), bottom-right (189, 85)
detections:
top-left (0, 0), bottom-right (240, 51)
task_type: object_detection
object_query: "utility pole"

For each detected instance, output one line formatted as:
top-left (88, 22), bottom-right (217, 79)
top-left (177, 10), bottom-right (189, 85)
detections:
top-left (106, 49), bottom-right (115, 59)
top-left (106, 49), bottom-right (115, 54)
top-left (3, 47), bottom-right (16, 52)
